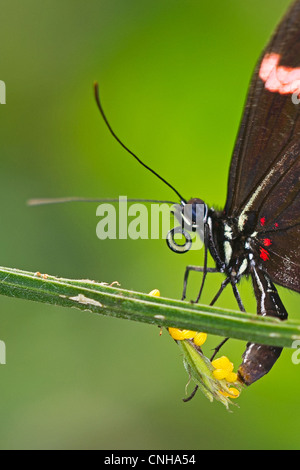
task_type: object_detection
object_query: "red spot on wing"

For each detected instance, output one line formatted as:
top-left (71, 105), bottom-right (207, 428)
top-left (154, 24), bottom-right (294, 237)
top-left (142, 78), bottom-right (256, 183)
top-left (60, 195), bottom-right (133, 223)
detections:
top-left (263, 238), bottom-right (272, 247)
top-left (260, 247), bottom-right (270, 261)
top-left (259, 53), bottom-right (300, 96)
top-left (260, 217), bottom-right (266, 227)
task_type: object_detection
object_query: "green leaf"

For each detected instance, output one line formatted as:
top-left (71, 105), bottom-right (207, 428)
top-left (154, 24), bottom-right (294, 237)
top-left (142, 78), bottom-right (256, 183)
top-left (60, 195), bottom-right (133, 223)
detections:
top-left (178, 340), bottom-right (241, 409)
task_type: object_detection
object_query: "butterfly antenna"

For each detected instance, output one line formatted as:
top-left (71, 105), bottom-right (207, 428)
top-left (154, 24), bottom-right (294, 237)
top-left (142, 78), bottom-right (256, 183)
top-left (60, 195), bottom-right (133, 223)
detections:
top-left (28, 197), bottom-right (178, 206)
top-left (93, 82), bottom-right (186, 204)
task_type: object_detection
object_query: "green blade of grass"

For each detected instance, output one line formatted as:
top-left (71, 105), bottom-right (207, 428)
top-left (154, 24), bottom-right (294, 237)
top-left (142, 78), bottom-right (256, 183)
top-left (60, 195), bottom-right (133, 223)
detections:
top-left (0, 265), bottom-right (299, 348)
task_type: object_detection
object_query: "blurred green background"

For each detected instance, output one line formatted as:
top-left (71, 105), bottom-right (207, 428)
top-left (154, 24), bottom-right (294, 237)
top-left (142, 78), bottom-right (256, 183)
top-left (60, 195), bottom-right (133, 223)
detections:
top-left (0, 0), bottom-right (298, 450)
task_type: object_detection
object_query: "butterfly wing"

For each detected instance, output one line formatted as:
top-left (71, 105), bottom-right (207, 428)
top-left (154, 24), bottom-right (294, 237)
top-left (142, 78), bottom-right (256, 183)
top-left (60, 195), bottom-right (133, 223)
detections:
top-left (224, 0), bottom-right (300, 292)
top-left (252, 145), bottom-right (300, 291)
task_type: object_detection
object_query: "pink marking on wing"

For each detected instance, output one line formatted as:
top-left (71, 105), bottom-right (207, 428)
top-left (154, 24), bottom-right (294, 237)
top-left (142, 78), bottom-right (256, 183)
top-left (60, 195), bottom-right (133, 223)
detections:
top-left (259, 52), bottom-right (300, 96)
top-left (276, 65), bottom-right (293, 83)
top-left (259, 53), bottom-right (280, 81)
top-left (265, 68), bottom-right (282, 92)
top-left (280, 79), bottom-right (300, 94)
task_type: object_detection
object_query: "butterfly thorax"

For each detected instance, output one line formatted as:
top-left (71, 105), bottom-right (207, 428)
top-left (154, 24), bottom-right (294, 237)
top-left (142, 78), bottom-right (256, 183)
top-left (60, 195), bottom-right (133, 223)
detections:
top-left (208, 209), bottom-right (257, 280)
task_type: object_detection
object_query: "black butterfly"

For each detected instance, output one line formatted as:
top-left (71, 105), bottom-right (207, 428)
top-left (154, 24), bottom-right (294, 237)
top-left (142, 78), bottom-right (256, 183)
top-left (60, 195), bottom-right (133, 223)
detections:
top-left (32, 1), bottom-right (300, 388)
top-left (168, 0), bottom-right (300, 385)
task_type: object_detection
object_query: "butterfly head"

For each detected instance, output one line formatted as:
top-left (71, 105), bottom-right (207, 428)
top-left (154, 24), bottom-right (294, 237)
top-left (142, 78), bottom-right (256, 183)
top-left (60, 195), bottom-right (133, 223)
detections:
top-left (166, 198), bottom-right (208, 254)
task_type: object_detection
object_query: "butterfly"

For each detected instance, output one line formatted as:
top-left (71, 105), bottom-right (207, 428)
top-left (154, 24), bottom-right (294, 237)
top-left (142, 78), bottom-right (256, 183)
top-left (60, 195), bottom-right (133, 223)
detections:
top-left (168, 0), bottom-right (300, 386)
top-left (31, 0), bottom-right (300, 389)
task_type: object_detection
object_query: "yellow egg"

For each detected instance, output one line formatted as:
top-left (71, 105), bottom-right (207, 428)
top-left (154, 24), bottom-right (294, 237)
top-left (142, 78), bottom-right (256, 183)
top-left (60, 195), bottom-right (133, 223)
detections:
top-left (211, 356), bottom-right (234, 372)
top-left (213, 369), bottom-right (228, 380)
top-left (148, 289), bottom-right (160, 297)
top-left (168, 328), bottom-right (197, 340)
top-left (219, 387), bottom-right (240, 399)
top-left (193, 332), bottom-right (208, 347)
top-left (226, 372), bottom-right (238, 383)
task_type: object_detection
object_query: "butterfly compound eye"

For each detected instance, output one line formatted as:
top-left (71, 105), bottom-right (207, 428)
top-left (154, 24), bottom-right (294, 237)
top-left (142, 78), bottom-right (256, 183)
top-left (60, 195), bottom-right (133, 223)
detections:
top-left (185, 198), bottom-right (207, 231)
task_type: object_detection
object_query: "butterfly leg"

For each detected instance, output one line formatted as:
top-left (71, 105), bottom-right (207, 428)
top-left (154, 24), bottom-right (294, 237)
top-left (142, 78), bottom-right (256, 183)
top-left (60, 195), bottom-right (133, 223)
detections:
top-left (210, 337), bottom-right (230, 362)
top-left (182, 384), bottom-right (199, 403)
top-left (230, 278), bottom-right (246, 312)
top-left (238, 266), bottom-right (288, 385)
top-left (209, 277), bottom-right (243, 360)
top-left (209, 277), bottom-right (231, 306)
top-left (182, 266), bottom-right (218, 301)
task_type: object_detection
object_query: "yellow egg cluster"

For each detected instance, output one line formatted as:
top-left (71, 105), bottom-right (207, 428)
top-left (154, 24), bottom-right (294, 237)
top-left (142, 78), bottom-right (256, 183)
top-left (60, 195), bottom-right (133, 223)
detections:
top-left (211, 356), bottom-right (240, 399)
top-left (211, 356), bottom-right (237, 382)
top-left (148, 289), bottom-right (208, 347)
top-left (168, 328), bottom-right (208, 347)
top-left (148, 289), bottom-right (240, 402)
